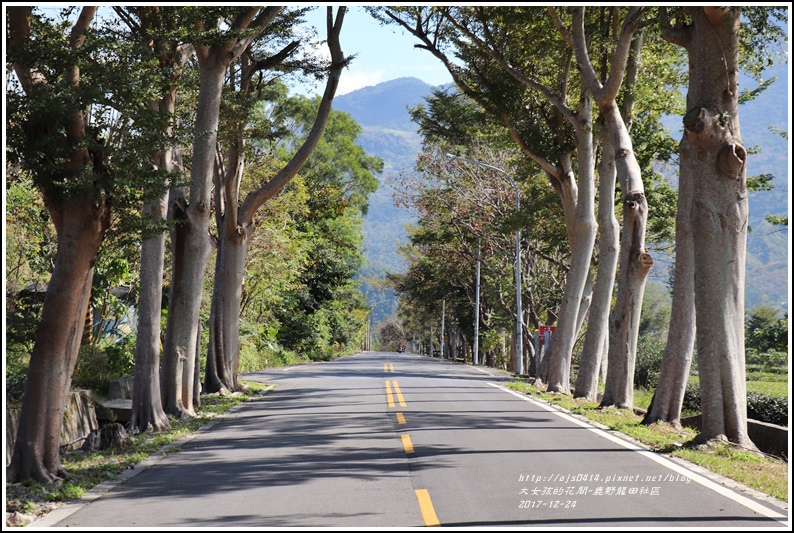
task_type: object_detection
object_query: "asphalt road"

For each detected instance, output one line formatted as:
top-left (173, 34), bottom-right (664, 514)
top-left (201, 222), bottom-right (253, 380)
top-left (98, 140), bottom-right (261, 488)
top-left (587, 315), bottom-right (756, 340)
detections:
top-left (48, 351), bottom-right (788, 528)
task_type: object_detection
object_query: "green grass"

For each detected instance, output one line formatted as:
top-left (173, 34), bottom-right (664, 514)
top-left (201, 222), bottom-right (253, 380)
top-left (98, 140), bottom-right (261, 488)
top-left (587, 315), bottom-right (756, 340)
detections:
top-left (689, 374), bottom-right (788, 399)
top-left (504, 381), bottom-right (789, 502)
top-left (746, 380), bottom-right (789, 397)
top-left (674, 443), bottom-right (789, 501)
top-left (5, 381), bottom-right (273, 526)
top-left (633, 388), bottom-right (655, 410)
top-left (746, 371), bottom-right (789, 383)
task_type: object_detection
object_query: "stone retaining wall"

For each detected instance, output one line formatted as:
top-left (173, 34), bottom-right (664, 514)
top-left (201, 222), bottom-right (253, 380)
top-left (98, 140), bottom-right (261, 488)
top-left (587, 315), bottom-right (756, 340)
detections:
top-left (5, 390), bottom-right (98, 465)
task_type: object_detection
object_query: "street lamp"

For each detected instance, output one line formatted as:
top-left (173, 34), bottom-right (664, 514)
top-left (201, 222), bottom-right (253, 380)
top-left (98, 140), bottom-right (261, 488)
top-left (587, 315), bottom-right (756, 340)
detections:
top-left (446, 154), bottom-right (524, 376)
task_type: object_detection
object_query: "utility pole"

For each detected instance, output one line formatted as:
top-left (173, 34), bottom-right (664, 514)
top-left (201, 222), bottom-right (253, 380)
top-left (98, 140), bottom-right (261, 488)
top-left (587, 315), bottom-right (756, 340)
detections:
top-left (474, 239), bottom-right (481, 365)
top-left (440, 298), bottom-right (446, 359)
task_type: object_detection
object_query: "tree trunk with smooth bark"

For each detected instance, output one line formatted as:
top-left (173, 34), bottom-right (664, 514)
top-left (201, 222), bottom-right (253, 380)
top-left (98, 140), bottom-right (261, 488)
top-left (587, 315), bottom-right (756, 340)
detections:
top-left (206, 8), bottom-right (348, 392)
top-left (206, 221), bottom-right (252, 393)
top-left (575, 131), bottom-right (619, 400)
top-left (160, 60), bottom-right (224, 417)
top-left (131, 158), bottom-right (171, 433)
top-left (643, 147), bottom-right (695, 426)
top-left (666, 7), bottom-right (753, 447)
top-left (559, 7), bottom-right (651, 408)
top-left (545, 96), bottom-right (597, 394)
top-left (600, 101), bottom-right (653, 408)
top-left (9, 199), bottom-right (109, 483)
top-left (162, 8), bottom-right (281, 416)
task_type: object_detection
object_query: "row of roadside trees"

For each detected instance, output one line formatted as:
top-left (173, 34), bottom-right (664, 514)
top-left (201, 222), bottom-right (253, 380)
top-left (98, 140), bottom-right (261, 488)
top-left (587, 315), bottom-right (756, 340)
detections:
top-left (377, 6), bottom-right (787, 450)
top-left (6, 6), bottom-right (382, 484)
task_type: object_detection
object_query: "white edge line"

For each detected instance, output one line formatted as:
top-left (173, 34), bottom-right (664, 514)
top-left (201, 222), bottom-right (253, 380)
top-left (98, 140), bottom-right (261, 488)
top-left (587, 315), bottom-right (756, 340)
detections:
top-left (488, 382), bottom-right (788, 521)
top-left (470, 365), bottom-right (493, 375)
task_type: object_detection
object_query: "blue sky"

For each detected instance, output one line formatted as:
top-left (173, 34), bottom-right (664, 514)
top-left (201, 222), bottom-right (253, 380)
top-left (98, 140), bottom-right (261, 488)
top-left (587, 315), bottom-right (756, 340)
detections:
top-left (30, 5), bottom-right (454, 96)
top-left (297, 6), bottom-right (454, 96)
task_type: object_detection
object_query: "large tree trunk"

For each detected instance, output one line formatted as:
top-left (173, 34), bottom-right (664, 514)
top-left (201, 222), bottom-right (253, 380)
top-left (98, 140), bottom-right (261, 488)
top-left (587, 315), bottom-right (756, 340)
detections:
top-left (559, 7), bottom-right (649, 408)
top-left (130, 90), bottom-right (178, 433)
top-left (643, 147), bottom-right (695, 426)
top-left (205, 224), bottom-right (252, 393)
top-left (575, 130), bottom-right (619, 400)
top-left (130, 167), bottom-right (171, 432)
top-left (7, 6), bottom-right (109, 483)
top-left (161, 58), bottom-right (226, 417)
top-left (161, 191), bottom-right (213, 417)
top-left (545, 96), bottom-right (597, 394)
top-left (206, 8), bottom-right (347, 392)
top-left (8, 198), bottom-right (108, 483)
top-left (672, 7), bottom-right (752, 447)
top-left (161, 8), bottom-right (281, 417)
top-left (600, 101), bottom-right (653, 409)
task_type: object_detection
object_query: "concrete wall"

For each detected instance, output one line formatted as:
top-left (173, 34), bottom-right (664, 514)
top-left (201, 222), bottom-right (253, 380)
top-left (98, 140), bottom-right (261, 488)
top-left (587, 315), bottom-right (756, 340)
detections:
top-left (5, 390), bottom-right (98, 465)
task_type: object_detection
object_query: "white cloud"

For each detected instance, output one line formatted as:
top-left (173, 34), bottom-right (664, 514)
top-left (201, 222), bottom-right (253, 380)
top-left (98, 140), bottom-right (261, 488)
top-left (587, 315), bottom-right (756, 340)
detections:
top-left (336, 68), bottom-right (387, 96)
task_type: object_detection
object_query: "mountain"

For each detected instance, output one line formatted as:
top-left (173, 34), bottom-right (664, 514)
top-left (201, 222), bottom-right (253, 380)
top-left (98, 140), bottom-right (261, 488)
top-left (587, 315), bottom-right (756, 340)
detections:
top-left (739, 60), bottom-right (789, 313)
top-left (335, 77), bottom-right (433, 323)
top-left (337, 70), bottom-right (789, 325)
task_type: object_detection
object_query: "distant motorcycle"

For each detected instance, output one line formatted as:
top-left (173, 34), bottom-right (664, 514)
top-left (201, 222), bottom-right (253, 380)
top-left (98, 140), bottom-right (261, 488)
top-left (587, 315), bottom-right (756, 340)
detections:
top-left (397, 343), bottom-right (405, 353)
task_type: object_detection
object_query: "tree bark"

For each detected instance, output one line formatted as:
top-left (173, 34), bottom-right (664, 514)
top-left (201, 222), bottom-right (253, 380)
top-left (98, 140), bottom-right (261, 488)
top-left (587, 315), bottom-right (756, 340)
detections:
top-left (673, 7), bottom-right (753, 447)
top-left (130, 158), bottom-right (171, 433)
top-left (160, 8), bottom-right (282, 416)
top-left (545, 95), bottom-right (597, 394)
top-left (575, 130), bottom-right (619, 400)
top-left (203, 8), bottom-right (347, 393)
top-left (205, 221), bottom-right (252, 393)
top-left (560, 7), bottom-right (650, 408)
top-left (9, 197), bottom-right (108, 483)
top-left (600, 101), bottom-right (653, 409)
top-left (161, 54), bottom-right (226, 416)
top-left (643, 143), bottom-right (695, 426)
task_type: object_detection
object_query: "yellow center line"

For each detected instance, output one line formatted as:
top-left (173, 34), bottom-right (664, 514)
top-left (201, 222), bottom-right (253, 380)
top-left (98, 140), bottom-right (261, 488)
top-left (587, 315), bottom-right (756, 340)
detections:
top-left (390, 362), bottom-right (395, 372)
top-left (392, 380), bottom-right (407, 407)
top-left (414, 489), bottom-right (440, 527)
top-left (396, 412), bottom-right (406, 424)
top-left (385, 380), bottom-right (395, 407)
top-left (401, 434), bottom-right (415, 455)
top-left (384, 362), bottom-right (388, 372)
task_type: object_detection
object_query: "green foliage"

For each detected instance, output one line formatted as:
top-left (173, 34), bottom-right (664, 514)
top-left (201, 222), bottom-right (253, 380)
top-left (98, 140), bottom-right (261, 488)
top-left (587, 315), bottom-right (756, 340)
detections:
top-left (634, 337), bottom-right (665, 389)
top-left (71, 335), bottom-right (136, 395)
top-left (5, 345), bottom-right (31, 407)
top-left (5, 178), bottom-right (58, 292)
top-left (638, 282), bottom-right (672, 341)
top-left (746, 350), bottom-right (788, 369)
top-left (747, 393), bottom-right (788, 426)
top-left (241, 93), bottom-right (376, 362)
top-left (746, 306), bottom-right (788, 353)
top-left (104, 334), bottom-right (137, 377)
top-left (682, 379), bottom-right (788, 426)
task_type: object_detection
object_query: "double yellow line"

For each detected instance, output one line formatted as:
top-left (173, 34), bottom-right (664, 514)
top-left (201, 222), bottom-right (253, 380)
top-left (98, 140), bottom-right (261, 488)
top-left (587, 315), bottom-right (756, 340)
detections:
top-left (384, 380), bottom-right (406, 407)
top-left (383, 376), bottom-right (439, 525)
top-left (384, 362), bottom-right (395, 372)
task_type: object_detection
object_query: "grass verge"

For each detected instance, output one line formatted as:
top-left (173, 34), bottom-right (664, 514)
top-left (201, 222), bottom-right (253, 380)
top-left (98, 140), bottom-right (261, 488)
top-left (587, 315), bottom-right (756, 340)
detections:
top-left (5, 381), bottom-right (272, 527)
top-left (504, 381), bottom-right (789, 502)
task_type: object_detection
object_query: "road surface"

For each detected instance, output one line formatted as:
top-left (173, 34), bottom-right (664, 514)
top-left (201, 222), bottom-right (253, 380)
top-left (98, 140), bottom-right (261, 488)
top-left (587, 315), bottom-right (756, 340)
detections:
top-left (46, 352), bottom-right (788, 528)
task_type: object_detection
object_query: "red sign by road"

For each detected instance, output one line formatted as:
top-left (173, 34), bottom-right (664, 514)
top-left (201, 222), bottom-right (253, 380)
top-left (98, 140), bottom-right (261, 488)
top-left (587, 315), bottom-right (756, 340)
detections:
top-left (538, 325), bottom-right (556, 346)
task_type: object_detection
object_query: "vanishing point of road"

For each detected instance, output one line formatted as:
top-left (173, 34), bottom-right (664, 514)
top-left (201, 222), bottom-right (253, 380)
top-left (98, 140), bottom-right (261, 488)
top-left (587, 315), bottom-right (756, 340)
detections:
top-left (42, 352), bottom-right (788, 528)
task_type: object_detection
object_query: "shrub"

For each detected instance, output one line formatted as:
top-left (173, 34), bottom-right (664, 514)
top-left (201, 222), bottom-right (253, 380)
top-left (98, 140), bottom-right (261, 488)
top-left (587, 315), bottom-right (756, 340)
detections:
top-left (747, 393), bottom-right (788, 426)
top-left (72, 335), bottom-right (136, 395)
top-left (634, 337), bottom-right (665, 389)
top-left (680, 381), bottom-right (787, 426)
top-left (6, 344), bottom-right (30, 406)
top-left (746, 349), bottom-right (788, 369)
